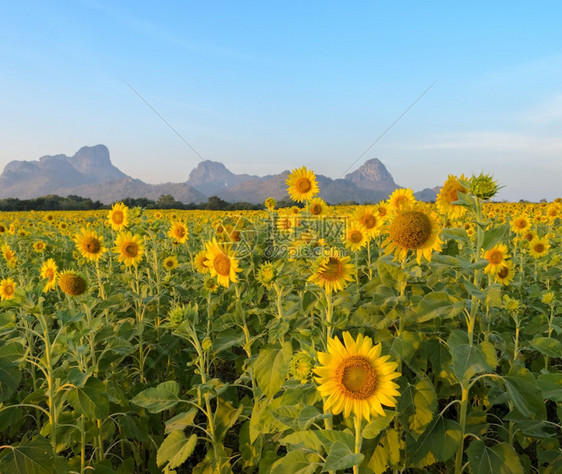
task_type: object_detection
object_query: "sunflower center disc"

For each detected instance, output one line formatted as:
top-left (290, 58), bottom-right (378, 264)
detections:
top-left (497, 266), bottom-right (509, 278)
top-left (487, 250), bottom-right (502, 264)
top-left (361, 214), bottom-right (376, 229)
top-left (310, 204), bottom-right (322, 215)
top-left (336, 355), bottom-right (377, 399)
top-left (350, 230), bottom-right (363, 243)
top-left (85, 238), bottom-right (101, 253)
top-left (296, 177), bottom-right (312, 193)
top-left (389, 211), bottom-right (432, 249)
top-left (45, 269), bottom-right (54, 281)
top-left (112, 211), bottom-right (124, 224)
top-left (214, 253), bottom-right (231, 276)
top-left (5, 285), bottom-right (14, 296)
top-left (534, 243), bottom-right (545, 253)
top-left (125, 244), bottom-right (138, 257)
top-left (321, 257), bottom-right (344, 281)
top-left (175, 228), bottom-right (186, 238)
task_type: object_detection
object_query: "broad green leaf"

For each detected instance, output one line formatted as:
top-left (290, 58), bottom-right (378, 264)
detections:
top-left (408, 378), bottom-right (437, 435)
top-left (156, 431), bottom-right (197, 469)
top-left (504, 369), bottom-right (546, 420)
top-left (316, 429), bottom-right (355, 452)
top-left (466, 440), bottom-right (524, 474)
top-left (322, 441), bottom-right (363, 472)
top-left (0, 357), bottom-right (21, 402)
top-left (481, 224), bottom-right (509, 251)
top-left (130, 381), bottom-right (180, 413)
top-left (407, 416), bottom-right (462, 467)
top-left (270, 451), bottom-right (320, 474)
top-left (479, 341), bottom-right (498, 369)
top-left (165, 409), bottom-right (198, 433)
top-left (451, 344), bottom-right (491, 382)
top-left (530, 337), bottom-right (562, 358)
top-left (254, 341), bottom-right (292, 397)
top-left (0, 436), bottom-right (54, 474)
top-left (367, 429), bottom-right (401, 473)
top-left (537, 373), bottom-right (562, 402)
top-left (67, 377), bottom-right (109, 419)
top-left (119, 414), bottom-right (149, 443)
top-left (280, 431), bottom-right (323, 453)
top-left (297, 405), bottom-right (329, 431)
top-left (415, 292), bottom-right (463, 323)
top-left (363, 411), bottom-right (394, 439)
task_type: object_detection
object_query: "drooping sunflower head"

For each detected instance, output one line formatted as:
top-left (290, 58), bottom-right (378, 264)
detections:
top-left (204, 238), bottom-right (241, 288)
top-left (163, 256), bottom-right (179, 271)
top-left (74, 228), bottom-right (106, 261)
top-left (482, 243), bottom-right (510, 275)
top-left (40, 258), bottom-right (58, 292)
top-left (382, 205), bottom-right (442, 264)
top-left (168, 221), bottom-right (189, 244)
top-left (106, 202), bottom-right (130, 231)
top-left (436, 174), bottom-right (468, 219)
top-left (58, 271), bottom-right (87, 296)
top-left (193, 249), bottom-right (210, 274)
top-left (308, 248), bottom-right (354, 294)
top-left (314, 331), bottom-right (401, 421)
top-left (528, 238), bottom-right (550, 258)
top-left (387, 188), bottom-right (416, 212)
top-left (113, 232), bottom-right (145, 267)
top-left (0, 277), bottom-right (17, 301)
top-left (286, 166), bottom-right (319, 203)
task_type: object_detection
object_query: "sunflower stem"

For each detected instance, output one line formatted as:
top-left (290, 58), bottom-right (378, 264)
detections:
top-left (325, 290), bottom-right (333, 347)
top-left (353, 415), bottom-right (363, 473)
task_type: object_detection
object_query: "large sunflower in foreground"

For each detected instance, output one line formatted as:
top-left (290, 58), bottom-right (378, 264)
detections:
top-left (40, 258), bottom-right (58, 292)
top-left (436, 174), bottom-right (468, 220)
top-left (113, 232), bottom-right (145, 267)
top-left (106, 202), bottom-right (130, 231)
top-left (308, 248), bottom-right (354, 294)
top-left (314, 331), bottom-right (401, 421)
top-left (74, 228), bottom-right (106, 261)
top-left (204, 238), bottom-right (241, 287)
top-left (0, 277), bottom-right (17, 301)
top-left (286, 166), bottom-right (319, 202)
top-left (382, 204), bottom-right (442, 264)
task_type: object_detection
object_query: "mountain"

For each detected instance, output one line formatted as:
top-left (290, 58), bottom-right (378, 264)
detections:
top-left (0, 146), bottom-right (436, 204)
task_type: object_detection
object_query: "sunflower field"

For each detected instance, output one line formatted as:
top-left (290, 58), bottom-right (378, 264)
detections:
top-left (0, 170), bottom-right (560, 473)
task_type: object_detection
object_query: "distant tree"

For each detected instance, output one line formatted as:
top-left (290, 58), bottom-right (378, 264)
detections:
top-left (205, 196), bottom-right (228, 210)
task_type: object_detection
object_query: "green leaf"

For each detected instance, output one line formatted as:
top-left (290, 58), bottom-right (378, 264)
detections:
top-left (451, 344), bottom-right (491, 382)
top-left (165, 409), bottom-right (198, 433)
top-left (130, 381), bottom-right (180, 413)
top-left (408, 416), bottom-right (462, 467)
top-left (363, 411), bottom-right (395, 439)
top-left (481, 224), bottom-right (509, 251)
top-left (316, 429), bottom-right (355, 452)
top-left (0, 436), bottom-right (54, 474)
top-left (408, 378), bottom-right (437, 435)
top-left (479, 341), bottom-right (498, 370)
top-left (530, 337), bottom-right (562, 358)
top-left (0, 357), bottom-right (21, 402)
top-left (67, 377), bottom-right (109, 419)
top-left (504, 369), bottom-right (546, 420)
top-left (270, 451), bottom-right (320, 474)
top-left (280, 431), bottom-right (323, 453)
top-left (537, 373), bottom-right (562, 402)
top-left (415, 292), bottom-right (463, 323)
top-left (367, 429), bottom-right (401, 473)
top-left (466, 440), bottom-right (524, 474)
top-left (322, 441), bottom-right (363, 472)
top-left (254, 342), bottom-right (292, 397)
top-left (156, 431), bottom-right (197, 469)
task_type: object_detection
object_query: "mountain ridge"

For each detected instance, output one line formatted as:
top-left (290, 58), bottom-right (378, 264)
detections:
top-left (0, 145), bottom-right (438, 204)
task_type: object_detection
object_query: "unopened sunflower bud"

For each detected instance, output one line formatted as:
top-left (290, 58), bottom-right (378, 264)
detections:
top-left (469, 173), bottom-right (501, 200)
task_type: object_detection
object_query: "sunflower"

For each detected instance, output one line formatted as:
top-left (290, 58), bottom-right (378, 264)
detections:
top-left (494, 261), bottom-right (515, 286)
top-left (528, 238), bottom-right (550, 258)
top-left (113, 232), bottom-right (145, 267)
top-left (382, 205), bottom-right (442, 264)
top-left (314, 331), bottom-right (401, 421)
top-left (1, 244), bottom-right (18, 268)
top-left (204, 238), bottom-right (241, 287)
top-left (40, 258), bottom-right (58, 292)
top-left (0, 223), bottom-right (6, 234)
top-left (354, 207), bottom-right (382, 236)
top-left (58, 271), bottom-right (87, 296)
top-left (286, 166), bottom-right (319, 203)
top-left (106, 202), bottom-right (129, 231)
top-left (522, 230), bottom-right (537, 242)
top-left (163, 255), bottom-right (179, 270)
top-left (307, 197), bottom-right (328, 217)
top-left (387, 188), bottom-right (416, 212)
top-left (0, 277), bottom-right (17, 301)
top-left (256, 261), bottom-right (278, 289)
top-left (265, 197), bottom-right (277, 211)
top-left (168, 221), bottom-right (189, 244)
top-left (308, 248), bottom-right (354, 294)
top-left (193, 250), bottom-right (210, 274)
top-left (342, 224), bottom-right (369, 251)
top-left (482, 243), bottom-right (509, 275)
top-left (510, 215), bottom-right (530, 234)
top-left (33, 241), bottom-right (47, 253)
top-left (203, 277), bottom-right (219, 293)
top-left (436, 174), bottom-right (468, 220)
top-left (74, 228), bottom-right (106, 261)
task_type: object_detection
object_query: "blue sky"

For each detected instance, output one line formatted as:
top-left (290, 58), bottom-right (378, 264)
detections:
top-left (1, 1), bottom-right (561, 201)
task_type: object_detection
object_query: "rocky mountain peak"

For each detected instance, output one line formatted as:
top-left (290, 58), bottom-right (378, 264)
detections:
top-left (344, 158), bottom-right (397, 190)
